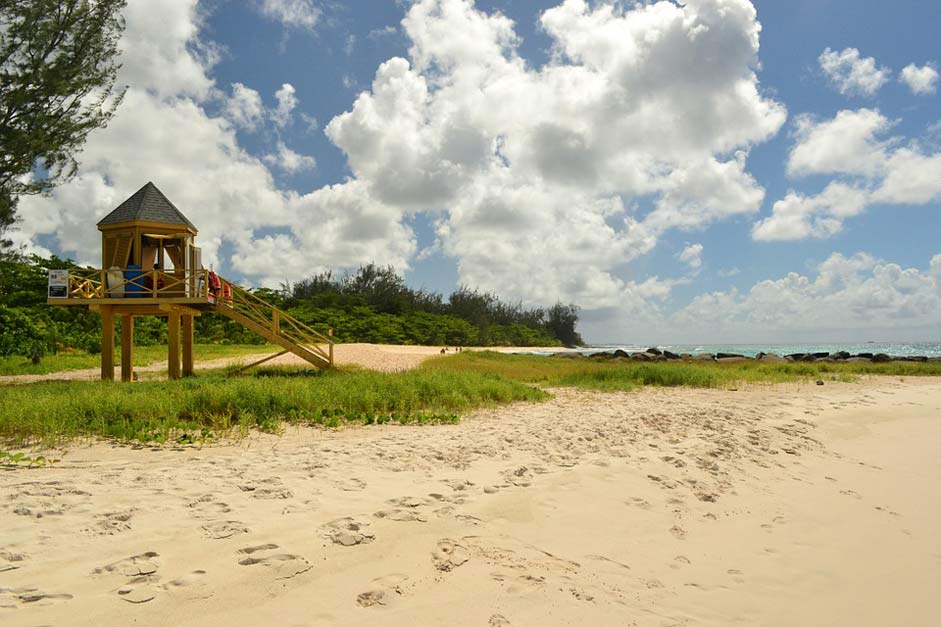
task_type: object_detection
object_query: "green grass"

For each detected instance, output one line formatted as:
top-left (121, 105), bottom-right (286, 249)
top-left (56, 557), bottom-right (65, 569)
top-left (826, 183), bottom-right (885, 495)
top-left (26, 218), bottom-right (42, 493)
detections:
top-left (4, 350), bottom-right (939, 447)
top-left (421, 351), bottom-right (941, 391)
top-left (0, 344), bottom-right (280, 376)
top-left (0, 367), bottom-right (547, 446)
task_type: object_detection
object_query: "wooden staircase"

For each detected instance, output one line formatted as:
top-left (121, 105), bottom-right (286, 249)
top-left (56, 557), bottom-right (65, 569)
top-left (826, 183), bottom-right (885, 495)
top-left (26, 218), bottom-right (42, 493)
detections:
top-left (210, 277), bottom-right (333, 370)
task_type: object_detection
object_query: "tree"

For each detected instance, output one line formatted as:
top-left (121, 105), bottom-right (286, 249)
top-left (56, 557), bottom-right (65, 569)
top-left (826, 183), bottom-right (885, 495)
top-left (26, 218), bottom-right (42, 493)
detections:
top-left (0, 0), bottom-right (127, 247)
top-left (545, 303), bottom-right (583, 347)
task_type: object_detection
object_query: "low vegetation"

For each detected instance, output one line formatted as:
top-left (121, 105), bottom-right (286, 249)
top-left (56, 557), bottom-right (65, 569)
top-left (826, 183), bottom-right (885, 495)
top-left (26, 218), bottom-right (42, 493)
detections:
top-left (422, 351), bottom-right (941, 391)
top-left (0, 367), bottom-right (547, 446)
top-left (0, 343), bottom-right (278, 376)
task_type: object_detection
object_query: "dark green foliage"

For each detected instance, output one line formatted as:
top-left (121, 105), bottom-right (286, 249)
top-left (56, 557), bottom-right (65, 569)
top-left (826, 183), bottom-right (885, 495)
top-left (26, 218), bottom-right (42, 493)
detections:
top-left (0, 0), bottom-right (127, 245)
top-left (282, 264), bottom-right (580, 347)
top-left (0, 305), bottom-right (51, 362)
top-left (0, 255), bottom-right (581, 361)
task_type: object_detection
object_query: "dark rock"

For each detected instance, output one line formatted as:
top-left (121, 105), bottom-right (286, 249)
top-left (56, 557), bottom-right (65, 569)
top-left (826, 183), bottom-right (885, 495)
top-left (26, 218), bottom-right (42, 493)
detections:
top-left (613, 349), bottom-right (630, 359)
top-left (816, 380), bottom-right (825, 386)
top-left (812, 352), bottom-right (830, 359)
top-left (757, 353), bottom-right (787, 363)
top-left (662, 350), bottom-right (681, 360)
top-left (833, 351), bottom-right (851, 360)
top-left (871, 353), bottom-right (891, 363)
top-left (856, 352), bottom-right (874, 359)
top-left (902, 356), bottom-right (928, 362)
top-left (630, 352), bottom-right (651, 361)
top-left (590, 352), bottom-right (615, 360)
top-left (716, 353), bottom-right (746, 359)
top-left (785, 353), bottom-right (807, 361)
top-left (646, 347), bottom-right (662, 356)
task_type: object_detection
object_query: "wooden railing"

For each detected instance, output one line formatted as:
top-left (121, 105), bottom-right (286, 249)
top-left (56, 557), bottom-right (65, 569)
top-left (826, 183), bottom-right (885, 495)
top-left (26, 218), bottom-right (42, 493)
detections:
top-left (62, 268), bottom-right (211, 299)
top-left (214, 277), bottom-right (334, 367)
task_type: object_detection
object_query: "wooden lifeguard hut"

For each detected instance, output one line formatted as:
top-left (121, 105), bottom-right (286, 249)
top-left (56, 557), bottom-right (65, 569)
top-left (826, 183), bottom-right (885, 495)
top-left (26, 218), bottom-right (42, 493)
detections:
top-left (48, 182), bottom-right (334, 381)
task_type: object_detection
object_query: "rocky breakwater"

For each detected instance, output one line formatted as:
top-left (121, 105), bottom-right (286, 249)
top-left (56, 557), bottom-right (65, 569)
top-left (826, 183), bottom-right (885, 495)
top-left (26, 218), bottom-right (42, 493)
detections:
top-left (552, 349), bottom-right (941, 364)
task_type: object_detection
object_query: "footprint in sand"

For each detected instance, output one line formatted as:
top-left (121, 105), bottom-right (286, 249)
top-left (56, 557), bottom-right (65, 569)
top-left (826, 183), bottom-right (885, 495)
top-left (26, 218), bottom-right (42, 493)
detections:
top-left (238, 480), bottom-right (294, 500)
top-left (670, 525), bottom-right (687, 540)
top-left (187, 495), bottom-right (232, 519)
top-left (93, 551), bottom-right (161, 604)
top-left (162, 570), bottom-right (211, 601)
top-left (0, 550), bottom-right (26, 573)
top-left (356, 589), bottom-right (386, 607)
top-left (334, 477), bottom-right (367, 492)
top-left (374, 496), bottom-right (433, 523)
top-left (93, 551), bottom-right (160, 577)
top-left (322, 517), bottom-right (375, 547)
top-left (490, 615), bottom-right (511, 626)
top-left (356, 573), bottom-right (410, 608)
top-left (0, 587), bottom-right (73, 608)
top-left (201, 520), bottom-right (250, 540)
top-left (237, 544), bottom-right (311, 580)
top-left (502, 466), bottom-right (534, 487)
top-left (89, 510), bottom-right (134, 535)
top-left (432, 539), bottom-right (471, 572)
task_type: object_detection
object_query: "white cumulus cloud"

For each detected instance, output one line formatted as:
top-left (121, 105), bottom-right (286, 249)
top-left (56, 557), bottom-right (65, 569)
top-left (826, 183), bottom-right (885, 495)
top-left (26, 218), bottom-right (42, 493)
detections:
top-left (900, 63), bottom-right (940, 95)
top-left (672, 252), bottom-right (941, 341)
top-left (224, 83), bottom-right (265, 130)
top-left (756, 108), bottom-right (941, 241)
top-left (678, 243), bottom-right (704, 271)
top-left (258, 0), bottom-right (321, 31)
top-left (263, 142), bottom-right (317, 173)
top-left (819, 47), bottom-right (890, 97)
top-left (324, 0), bottom-right (785, 308)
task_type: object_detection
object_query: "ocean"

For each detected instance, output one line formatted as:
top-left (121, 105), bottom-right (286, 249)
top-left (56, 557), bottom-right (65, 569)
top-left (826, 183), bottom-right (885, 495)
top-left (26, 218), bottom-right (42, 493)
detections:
top-left (520, 342), bottom-right (941, 358)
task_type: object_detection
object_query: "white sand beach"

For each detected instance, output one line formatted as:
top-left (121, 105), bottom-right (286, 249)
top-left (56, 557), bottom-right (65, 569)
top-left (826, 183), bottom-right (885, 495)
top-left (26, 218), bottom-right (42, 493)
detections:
top-left (2, 364), bottom-right (940, 626)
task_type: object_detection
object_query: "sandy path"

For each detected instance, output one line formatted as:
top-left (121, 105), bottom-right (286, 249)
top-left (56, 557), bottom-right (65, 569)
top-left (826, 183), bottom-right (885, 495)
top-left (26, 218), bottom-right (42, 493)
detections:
top-left (0, 343), bottom-right (537, 384)
top-left (1, 377), bottom-right (939, 626)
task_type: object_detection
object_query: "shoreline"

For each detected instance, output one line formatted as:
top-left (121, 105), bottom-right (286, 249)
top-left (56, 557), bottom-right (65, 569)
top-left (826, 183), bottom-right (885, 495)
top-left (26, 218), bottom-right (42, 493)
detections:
top-left (2, 376), bottom-right (939, 625)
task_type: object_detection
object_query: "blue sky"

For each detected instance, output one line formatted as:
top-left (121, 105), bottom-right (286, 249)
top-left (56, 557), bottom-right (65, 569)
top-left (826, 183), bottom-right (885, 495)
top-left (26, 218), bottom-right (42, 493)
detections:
top-left (17, 0), bottom-right (941, 343)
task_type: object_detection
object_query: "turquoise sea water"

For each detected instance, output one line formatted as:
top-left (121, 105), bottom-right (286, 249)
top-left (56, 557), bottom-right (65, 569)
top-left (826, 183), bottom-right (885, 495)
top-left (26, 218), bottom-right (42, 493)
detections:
top-left (522, 342), bottom-right (941, 358)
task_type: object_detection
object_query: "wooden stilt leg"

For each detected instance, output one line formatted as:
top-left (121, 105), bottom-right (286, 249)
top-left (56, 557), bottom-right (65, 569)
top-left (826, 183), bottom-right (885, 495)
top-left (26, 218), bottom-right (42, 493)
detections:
top-left (101, 307), bottom-right (115, 381)
top-left (182, 315), bottom-right (194, 377)
top-left (168, 312), bottom-right (181, 380)
top-left (121, 315), bottom-right (134, 382)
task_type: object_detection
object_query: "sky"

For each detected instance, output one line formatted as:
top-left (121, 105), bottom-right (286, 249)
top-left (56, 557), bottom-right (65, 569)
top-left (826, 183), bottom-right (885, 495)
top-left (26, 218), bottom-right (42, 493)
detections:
top-left (12, 0), bottom-right (941, 344)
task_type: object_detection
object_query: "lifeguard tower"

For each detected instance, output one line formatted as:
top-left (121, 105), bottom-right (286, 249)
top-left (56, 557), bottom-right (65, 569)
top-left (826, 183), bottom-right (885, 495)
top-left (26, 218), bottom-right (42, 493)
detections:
top-left (48, 182), bottom-right (333, 381)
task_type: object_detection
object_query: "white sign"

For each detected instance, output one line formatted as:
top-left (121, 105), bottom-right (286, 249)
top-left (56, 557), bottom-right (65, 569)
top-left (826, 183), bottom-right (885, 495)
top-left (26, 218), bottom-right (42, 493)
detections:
top-left (48, 269), bottom-right (69, 299)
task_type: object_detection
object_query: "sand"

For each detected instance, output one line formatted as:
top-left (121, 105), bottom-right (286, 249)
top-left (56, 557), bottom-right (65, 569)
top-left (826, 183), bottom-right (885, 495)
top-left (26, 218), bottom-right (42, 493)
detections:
top-left (0, 343), bottom-right (530, 384)
top-left (2, 368), bottom-right (940, 625)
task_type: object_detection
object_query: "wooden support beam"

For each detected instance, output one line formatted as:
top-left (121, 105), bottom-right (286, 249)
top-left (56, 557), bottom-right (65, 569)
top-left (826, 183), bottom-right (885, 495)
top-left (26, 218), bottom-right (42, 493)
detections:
top-left (100, 306), bottom-right (115, 381)
top-left (182, 315), bottom-right (194, 377)
top-left (230, 350), bottom-right (288, 376)
top-left (121, 315), bottom-right (134, 382)
top-left (168, 312), bottom-right (181, 380)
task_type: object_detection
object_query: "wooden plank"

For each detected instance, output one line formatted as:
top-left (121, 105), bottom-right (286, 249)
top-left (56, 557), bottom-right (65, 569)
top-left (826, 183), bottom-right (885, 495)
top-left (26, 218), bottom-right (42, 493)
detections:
top-left (121, 315), bottom-right (134, 382)
top-left (182, 315), bottom-right (194, 377)
top-left (230, 350), bottom-right (288, 376)
top-left (101, 307), bottom-right (115, 381)
top-left (168, 312), bottom-right (181, 380)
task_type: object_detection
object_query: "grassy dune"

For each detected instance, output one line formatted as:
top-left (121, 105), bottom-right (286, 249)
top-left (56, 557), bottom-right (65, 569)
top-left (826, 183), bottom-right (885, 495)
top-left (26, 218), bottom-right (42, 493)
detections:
top-left (3, 350), bottom-right (941, 447)
top-left (0, 368), bottom-right (547, 446)
top-left (422, 351), bottom-right (941, 391)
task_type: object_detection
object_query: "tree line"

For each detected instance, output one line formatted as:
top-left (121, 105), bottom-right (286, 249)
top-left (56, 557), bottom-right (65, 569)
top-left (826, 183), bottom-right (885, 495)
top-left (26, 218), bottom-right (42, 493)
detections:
top-left (0, 255), bottom-right (583, 363)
